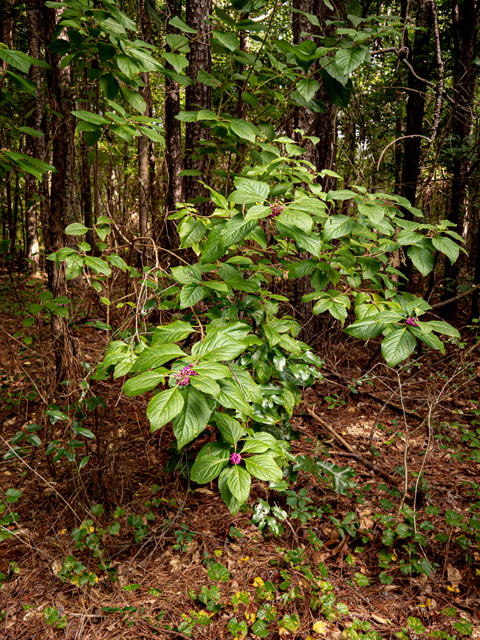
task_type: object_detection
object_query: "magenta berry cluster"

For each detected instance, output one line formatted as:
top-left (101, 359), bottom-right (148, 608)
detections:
top-left (268, 202), bottom-right (284, 219)
top-left (230, 452), bottom-right (241, 465)
top-left (174, 364), bottom-right (198, 386)
top-left (406, 317), bottom-right (419, 327)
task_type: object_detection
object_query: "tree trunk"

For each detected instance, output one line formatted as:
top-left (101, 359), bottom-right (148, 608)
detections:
top-left (184, 0), bottom-right (212, 211)
top-left (400, 0), bottom-right (431, 207)
top-left (472, 202), bottom-right (480, 320)
top-left (24, 0), bottom-right (45, 271)
top-left (442, 0), bottom-right (479, 311)
top-left (44, 6), bottom-right (76, 386)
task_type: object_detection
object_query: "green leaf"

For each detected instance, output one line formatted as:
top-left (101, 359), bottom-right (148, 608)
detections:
top-left (221, 216), bottom-right (257, 248)
top-left (296, 78), bottom-right (319, 102)
top-left (244, 205), bottom-right (270, 221)
top-left (207, 563), bottom-right (230, 582)
top-left (344, 319), bottom-right (384, 340)
top-left (191, 455), bottom-right (228, 483)
top-left (217, 379), bottom-right (253, 416)
top-left (323, 215), bottom-right (356, 241)
top-left (120, 86), bottom-right (146, 114)
top-left (245, 455), bottom-right (283, 482)
top-left (65, 223), bottom-right (89, 236)
top-left (432, 235), bottom-right (460, 263)
top-left (0, 49), bottom-right (50, 73)
top-left (407, 245), bottom-right (434, 276)
top-left (357, 203), bottom-right (384, 225)
top-left (74, 426), bottom-right (96, 439)
top-left (99, 73), bottom-right (119, 100)
top-left (152, 321), bottom-right (195, 346)
top-left (106, 254), bottom-right (128, 271)
top-left (229, 178), bottom-right (270, 204)
top-left (168, 15), bottom-right (198, 33)
top-left (215, 412), bottom-right (244, 444)
top-left (194, 362), bottom-right (232, 379)
top-left (314, 460), bottom-right (355, 494)
top-left (172, 386), bottom-right (211, 448)
top-left (397, 229), bottom-right (424, 245)
top-left (213, 30), bottom-right (240, 51)
top-left (190, 373), bottom-right (221, 396)
top-left (130, 344), bottom-right (187, 373)
top-left (381, 328), bottom-right (416, 366)
top-left (163, 52), bottom-right (189, 73)
top-left (425, 320), bottom-right (459, 338)
top-left (180, 284), bottom-right (206, 308)
top-left (218, 467), bottom-right (242, 515)
top-left (194, 333), bottom-right (247, 361)
top-left (197, 69), bottom-right (222, 87)
top-left (320, 71), bottom-right (351, 108)
top-left (335, 46), bottom-right (367, 74)
top-left (72, 110), bottom-right (109, 125)
top-left (179, 219), bottom-right (206, 248)
top-left (227, 465), bottom-right (251, 503)
top-left (85, 256), bottom-right (111, 276)
top-left (147, 387), bottom-right (184, 432)
top-left (122, 368), bottom-right (168, 397)
top-left (117, 54), bottom-right (142, 77)
top-left (18, 126), bottom-right (44, 137)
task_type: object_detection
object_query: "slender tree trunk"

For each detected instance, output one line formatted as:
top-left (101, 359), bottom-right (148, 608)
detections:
top-left (24, 0), bottom-right (45, 271)
top-left (44, 6), bottom-right (76, 386)
top-left (472, 201), bottom-right (480, 320)
top-left (184, 0), bottom-right (212, 211)
top-left (442, 0), bottom-right (479, 311)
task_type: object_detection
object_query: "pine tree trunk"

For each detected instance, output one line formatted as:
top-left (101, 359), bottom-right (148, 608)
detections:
top-left (184, 0), bottom-right (212, 212)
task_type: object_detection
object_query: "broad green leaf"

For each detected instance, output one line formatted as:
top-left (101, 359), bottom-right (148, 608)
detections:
top-left (323, 215), bottom-right (356, 241)
top-left (72, 110), bottom-right (109, 125)
top-left (172, 386), bottom-right (211, 448)
top-left (194, 362), bottom-right (232, 379)
top-left (244, 454), bottom-right (283, 482)
top-left (190, 372), bottom-right (221, 396)
top-left (147, 387), bottom-right (184, 432)
top-left (244, 205), bottom-right (270, 221)
top-left (121, 86), bottom-right (146, 114)
top-left (179, 219), bottom-right (206, 248)
top-left (163, 52), bottom-right (189, 73)
top-left (190, 455), bottom-right (228, 483)
top-left (432, 235), bottom-right (460, 263)
top-left (229, 177), bottom-right (270, 204)
top-left (226, 276), bottom-right (260, 292)
top-left (425, 320), bottom-right (459, 338)
top-left (221, 216), bottom-right (257, 248)
top-left (335, 46), bottom-right (367, 74)
top-left (197, 69), bottom-right (222, 87)
top-left (213, 30), bottom-right (240, 51)
top-left (179, 284), bottom-right (206, 309)
top-left (397, 229), bottom-right (424, 245)
top-left (0, 49), bottom-right (50, 73)
top-left (381, 328), bottom-right (416, 366)
top-left (407, 245), bottom-right (434, 276)
top-left (215, 412), bottom-right (244, 444)
top-left (218, 467), bottom-right (242, 515)
top-left (296, 78), bottom-right (319, 102)
top-left (358, 203), bottom-right (385, 225)
top-left (122, 368), bottom-right (168, 397)
top-left (85, 256), bottom-right (111, 276)
top-left (168, 15), bottom-right (198, 33)
top-left (217, 379), bottom-right (253, 416)
top-left (194, 333), bottom-right (247, 361)
top-left (227, 465), bottom-right (251, 503)
top-left (65, 223), bottom-right (88, 236)
top-left (240, 439), bottom-right (269, 454)
top-left (130, 344), bottom-right (186, 373)
top-left (152, 320), bottom-right (195, 346)
top-left (228, 365), bottom-right (263, 403)
top-left (18, 126), bottom-right (44, 137)
top-left (117, 54), bottom-right (142, 77)
top-left (207, 562), bottom-right (230, 582)
top-left (409, 327), bottom-right (445, 353)
top-left (99, 73), bottom-right (119, 100)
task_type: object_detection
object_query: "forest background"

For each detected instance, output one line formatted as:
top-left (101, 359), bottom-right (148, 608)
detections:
top-left (1, 0), bottom-right (480, 638)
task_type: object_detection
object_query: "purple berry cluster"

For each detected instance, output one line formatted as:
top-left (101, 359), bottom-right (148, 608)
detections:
top-left (174, 364), bottom-right (198, 386)
top-left (406, 317), bottom-right (419, 327)
top-left (230, 452), bottom-right (241, 465)
top-left (268, 202), bottom-right (284, 219)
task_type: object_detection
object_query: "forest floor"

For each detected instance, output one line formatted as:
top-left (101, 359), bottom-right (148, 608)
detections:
top-left (1, 270), bottom-right (480, 640)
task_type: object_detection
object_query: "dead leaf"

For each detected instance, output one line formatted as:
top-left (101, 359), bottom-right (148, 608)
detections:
top-left (194, 488), bottom-right (214, 494)
top-left (51, 559), bottom-right (63, 576)
top-left (371, 614), bottom-right (388, 624)
top-left (447, 564), bottom-right (462, 586)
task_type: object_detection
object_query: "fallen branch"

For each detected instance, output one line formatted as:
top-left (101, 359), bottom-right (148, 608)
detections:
top-left (307, 408), bottom-right (399, 486)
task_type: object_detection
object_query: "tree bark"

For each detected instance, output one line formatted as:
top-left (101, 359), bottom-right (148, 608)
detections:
top-left (400, 0), bottom-right (432, 208)
top-left (184, 0), bottom-right (212, 212)
top-left (43, 6), bottom-right (77, 386)
top-left (24, 0), bottom-right (46, 271)
top-left (442, 0), bottom-right (479, 311)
